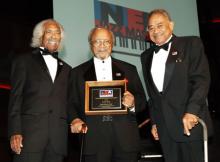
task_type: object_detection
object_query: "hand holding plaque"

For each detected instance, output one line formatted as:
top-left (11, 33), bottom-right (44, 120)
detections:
top-left (122, 91), bottom-right (135, 109)
top-left (85, 80), bottom-right (127, 115)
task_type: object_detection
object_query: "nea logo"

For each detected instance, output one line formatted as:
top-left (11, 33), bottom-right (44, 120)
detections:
top-left (94, 0), bottom-right (150, 55)
top-left (99, 89), bottom-right (113, 98)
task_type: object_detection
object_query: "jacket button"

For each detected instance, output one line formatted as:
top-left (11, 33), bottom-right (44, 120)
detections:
top-left (49, 110), bottom-right (53, 113)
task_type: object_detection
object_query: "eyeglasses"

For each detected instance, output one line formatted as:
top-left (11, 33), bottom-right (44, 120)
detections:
top-left (147, 23), bottom-right (165, 33)
top-left (91, 39), bottom-right (112, 47)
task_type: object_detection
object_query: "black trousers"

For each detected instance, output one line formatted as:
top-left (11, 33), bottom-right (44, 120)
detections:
top-left (83, 122), bottom-right (138, 162)
top-left (13, 142), bottom-right (64, 162)
top-left (160, 136), bottom-right (203, 162)
top-left (158, 120), bottom-right (203, 162)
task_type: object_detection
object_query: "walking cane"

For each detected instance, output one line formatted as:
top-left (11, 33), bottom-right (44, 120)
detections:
top-left (79, 124), bottom-right (87, 162)
top-left (198, 118), bottom-right (208, 162)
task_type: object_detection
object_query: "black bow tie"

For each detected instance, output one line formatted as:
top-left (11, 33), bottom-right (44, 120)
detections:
top-left (153, 39), bottom-right (172, 54)
top-left (39, 48), bottom-right (58, 58)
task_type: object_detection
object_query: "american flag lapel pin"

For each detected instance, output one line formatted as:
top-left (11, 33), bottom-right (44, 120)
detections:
top-left (116, 73), bottom-right (121, 77)
top-left (172, 51), bottom-right (178, 55)
top-left (59, 61), bottom-right (63, 66)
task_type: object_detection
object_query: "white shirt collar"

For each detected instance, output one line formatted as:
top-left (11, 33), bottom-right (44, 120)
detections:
top-left (94, 56), bottom-right (112, 64)
top-left (94, 56), bottom-right (112, 81)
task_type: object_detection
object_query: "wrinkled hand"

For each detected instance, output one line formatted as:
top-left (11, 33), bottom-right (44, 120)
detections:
top-left (10, 134), bottom-right (23, 154)
top-left (182, 113), bottom-right (199, 136)
top-left (122, 91), bottom-right (135, 108)
top-left (70, 118), bottom-right (88, 133)
top-left (151, 124), bottom-right (159, 140)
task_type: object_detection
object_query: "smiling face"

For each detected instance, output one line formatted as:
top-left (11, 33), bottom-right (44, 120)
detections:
top-left (90, 28), bottom-right (113, 60)
top-left (147, 13), bottom-right (174, 45)
top-left (41, 22), bottom-right (61, 52)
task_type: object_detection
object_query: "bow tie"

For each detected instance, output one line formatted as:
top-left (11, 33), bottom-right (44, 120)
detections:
top-left (153, 39), bottom-right (172, 54)
top-left (39, 48), bottom-right (58, 58)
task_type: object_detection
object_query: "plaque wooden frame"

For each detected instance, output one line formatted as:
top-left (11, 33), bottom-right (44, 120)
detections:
top-left (85, 80), bottom-right (127, 115)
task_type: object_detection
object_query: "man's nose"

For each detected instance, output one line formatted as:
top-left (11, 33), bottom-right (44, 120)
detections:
top-left (153, 27), bottom-right (160, 33)
top-left (99, 42), bottom-right (105, 47)
top-left (51, 33), bottom-right (56, 38)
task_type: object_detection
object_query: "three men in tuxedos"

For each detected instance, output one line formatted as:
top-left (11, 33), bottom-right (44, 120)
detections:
top-left (68, 27), bottom-right (146, 162)
top-left (8, 19), bottom-right (71, 162)
top-left (141, 9), bottom-right (213, 162)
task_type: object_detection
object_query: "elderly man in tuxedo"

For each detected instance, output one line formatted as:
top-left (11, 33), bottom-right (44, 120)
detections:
top-left (8, 19), bottom-right (71, 162)
top-left (68, 27), bottom-right (146, 162)
top-left (141, 9), bottom-right (213, 162)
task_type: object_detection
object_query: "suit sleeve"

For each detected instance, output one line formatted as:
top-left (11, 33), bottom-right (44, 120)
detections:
top-left (67, 69), bottom-right (82, 123)
top-left (140, 53), bottom-right (155, 125)
top-left (186, 37), bottom-right (210, 115)
top-left (128, 66), bottom-right (147, 114)
top-left (8, 56), bottom-right (26, 138)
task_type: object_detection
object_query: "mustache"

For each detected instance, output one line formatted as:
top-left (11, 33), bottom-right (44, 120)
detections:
top-left (47, 39), bottom-right (59, 44)
top-left (97, 48), bottom-right (108, 52)
top-left (153, 33), bottom-right (163, 38)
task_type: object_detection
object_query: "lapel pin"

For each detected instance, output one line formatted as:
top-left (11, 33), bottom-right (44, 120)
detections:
top-left (116, 73), bottom-right (121, 77)
top-left (59, 61), bottom-right (63, 66)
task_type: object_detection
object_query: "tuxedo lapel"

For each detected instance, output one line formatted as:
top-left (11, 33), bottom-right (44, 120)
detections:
top-left (163, 37), bottom-right (180, 91)
top-left (33, 49), bottom-right (52, 82)
top-left (55, 59), bottom-right (64, 81)
top-left (144, 49), bottom-right (160, 93)
top-left (84, 59), bottom-right (97, 81)
top-left (112, 59), bottom-right (125, 80)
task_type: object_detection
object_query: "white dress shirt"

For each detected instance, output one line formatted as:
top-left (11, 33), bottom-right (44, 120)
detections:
top-left (94, 56), bottom-right (112, 81)
top-left (151, 36), bottom-right (172, 92)
top-left (40, 47), bottom-right (58, 82)
top-left (94, 56), bottom-right (135, 112)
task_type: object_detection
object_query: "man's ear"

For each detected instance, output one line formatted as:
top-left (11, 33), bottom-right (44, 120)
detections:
top-left (170, 21), bottom-right (174, 31)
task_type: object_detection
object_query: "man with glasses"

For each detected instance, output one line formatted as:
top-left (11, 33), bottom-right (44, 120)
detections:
top-left (68, 27), bottom-right (146, 162)
top-left (141, 9), bottom-right (213, 162)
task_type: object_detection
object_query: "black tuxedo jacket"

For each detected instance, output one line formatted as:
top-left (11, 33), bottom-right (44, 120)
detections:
top-left (8, 48), bottom-right (71, 155)
top-left (141, 36), bottom-right (213, 142)
top-left (68, 57), bottom-right (146, 153)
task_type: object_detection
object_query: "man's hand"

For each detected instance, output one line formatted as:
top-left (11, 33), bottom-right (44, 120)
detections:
top-left (151, 124), bottom-right (159, 140)
top-left (122, 91), bottom-right (135, 108)
top-left (182, 113), bottom-right (199, 136)
top-left (70, 118), bottom-right (88, 133)
top-left (10, 134), bottom-right (23, 154)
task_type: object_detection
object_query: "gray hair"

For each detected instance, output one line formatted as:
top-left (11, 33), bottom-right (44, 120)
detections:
top-left (88, 27), bottom-right (115, 45)
top-left (30, 19), bottom-right (65, 51)
top-left (147, 9), bottom-right (172, 24)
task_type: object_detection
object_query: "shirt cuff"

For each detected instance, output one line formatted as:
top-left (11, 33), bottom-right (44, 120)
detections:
top-left (129, 107), bottom-right (135, 112)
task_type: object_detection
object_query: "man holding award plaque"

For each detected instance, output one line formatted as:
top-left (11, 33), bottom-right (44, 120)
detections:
top-left (68, 27), bottom-right (147, 162)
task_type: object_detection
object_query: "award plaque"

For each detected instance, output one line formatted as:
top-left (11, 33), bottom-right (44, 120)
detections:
top-left (85, 80), bottom-right (127, 115)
